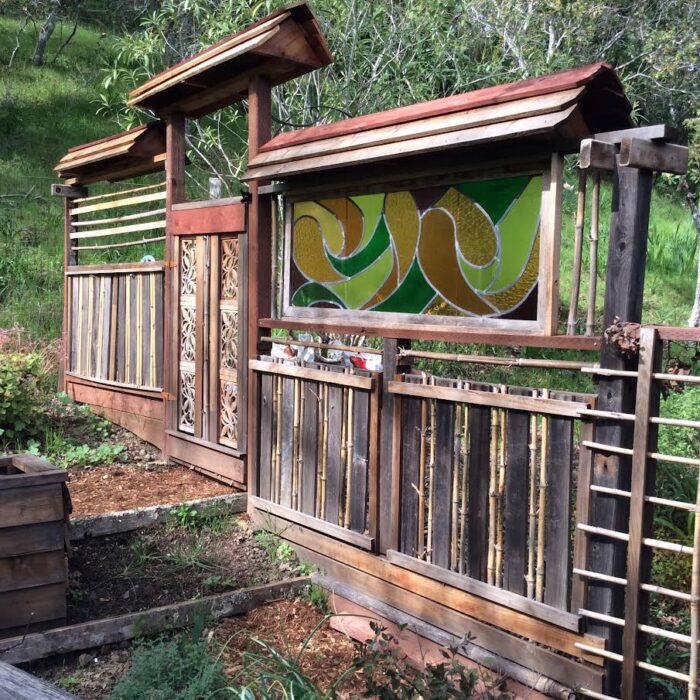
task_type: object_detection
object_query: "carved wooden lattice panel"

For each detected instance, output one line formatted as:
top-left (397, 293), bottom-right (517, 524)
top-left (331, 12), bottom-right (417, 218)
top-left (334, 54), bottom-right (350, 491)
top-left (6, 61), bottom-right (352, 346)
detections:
top-left (219, 237), bottom-right (239, 448)
top-left (178, 238), bottom-right (197, 433)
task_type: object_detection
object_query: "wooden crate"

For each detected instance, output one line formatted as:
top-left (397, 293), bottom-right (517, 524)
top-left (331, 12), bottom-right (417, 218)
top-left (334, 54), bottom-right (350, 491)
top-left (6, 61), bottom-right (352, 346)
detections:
top-left (0, 454), bottom-right (70, 638)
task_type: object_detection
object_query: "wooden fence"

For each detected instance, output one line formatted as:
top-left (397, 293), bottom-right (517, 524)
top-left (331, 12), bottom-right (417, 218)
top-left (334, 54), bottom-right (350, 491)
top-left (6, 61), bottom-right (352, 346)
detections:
top-left (66, 263), bottom-right (164, 389)
top-left (251, 359), bottom-right (379, 550)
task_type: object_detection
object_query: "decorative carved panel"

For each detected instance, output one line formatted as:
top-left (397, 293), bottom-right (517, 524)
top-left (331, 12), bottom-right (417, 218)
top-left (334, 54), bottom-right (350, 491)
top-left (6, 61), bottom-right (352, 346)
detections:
top-left (178, 370), bottom-right (195, 433)
top-left (219, 380), bottom-right (238, 447)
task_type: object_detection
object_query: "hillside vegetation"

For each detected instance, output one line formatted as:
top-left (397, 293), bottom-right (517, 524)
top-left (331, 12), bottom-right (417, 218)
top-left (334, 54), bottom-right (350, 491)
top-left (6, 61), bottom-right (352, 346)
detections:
top-left (0, 14), bottom-right (696, 341)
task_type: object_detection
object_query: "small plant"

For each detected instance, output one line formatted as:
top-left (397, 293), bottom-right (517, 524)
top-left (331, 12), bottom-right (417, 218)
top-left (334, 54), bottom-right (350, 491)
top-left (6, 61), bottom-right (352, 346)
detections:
top-left (254, 530), bottom-right (281, 557)
top-left (166, 540), bottom-right (217, 572)
top-left (170, 503), bottom-right (200, 530)
top-left (202, 575), bottom-right (237, 591)
top-left (108, 628), bottom-right (227, 700)
top-left (276, 541), bottom-right (295, 563)
top-left (304, 583), bottom-right (328, 613)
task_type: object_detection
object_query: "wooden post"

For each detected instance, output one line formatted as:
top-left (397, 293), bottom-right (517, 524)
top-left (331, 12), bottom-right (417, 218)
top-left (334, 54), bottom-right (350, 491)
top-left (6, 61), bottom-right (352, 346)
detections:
top-left (246, 76), bottom-right (272, 498)
top-left (585, 161), bottom-right (653, 694)
top-left (621, 328), bottom-right (661, 699)
top-left (61, 196), bottom-right (79, 391)
top-left (379, 338), bottom-right (410, 553)
top-left (164, 113), bottom-right (187, 453)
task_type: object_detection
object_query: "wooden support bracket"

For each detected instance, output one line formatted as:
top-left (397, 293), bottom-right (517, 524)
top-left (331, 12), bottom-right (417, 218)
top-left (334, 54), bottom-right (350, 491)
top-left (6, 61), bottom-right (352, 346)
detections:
top-left (594, 124), bottom-right (678, 145)
top-left (619, 137), bottom-right (689, 175)
top-left (52, 183), bottom-right (88, 198)
top-left (580, 139), bottom-right (618, 171)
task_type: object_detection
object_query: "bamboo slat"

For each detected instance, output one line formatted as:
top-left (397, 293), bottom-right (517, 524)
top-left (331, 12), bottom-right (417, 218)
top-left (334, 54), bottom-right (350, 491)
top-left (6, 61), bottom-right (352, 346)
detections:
top-left (72, 208), bottom-right (166, 227)
top-left (585, 172), bottom-right (600, 336)
top-left (71, 190), bottom-right (166, 215)
top-left (568, 169), bottom-right (587, 334)
top-left (73, 235), bottom-right (166, 251)
top-left (70, 219), bottom-right (166, 240)
top-left (72, 182), bottom-right (164, 204)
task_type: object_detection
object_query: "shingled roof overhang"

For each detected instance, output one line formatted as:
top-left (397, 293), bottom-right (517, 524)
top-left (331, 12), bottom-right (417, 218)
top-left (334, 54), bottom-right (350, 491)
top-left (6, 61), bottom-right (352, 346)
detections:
top-left (127, 3), bottom-right (332, 118)
top-left (243, 63), bottom-right (632, 182)
top-left (54, 121), bottom-right (166, 185)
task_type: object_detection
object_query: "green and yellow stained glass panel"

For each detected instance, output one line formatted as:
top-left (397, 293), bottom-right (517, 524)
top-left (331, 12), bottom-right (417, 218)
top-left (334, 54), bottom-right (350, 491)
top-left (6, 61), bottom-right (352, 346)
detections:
top-left (289, 174), bottom-right (542, 320)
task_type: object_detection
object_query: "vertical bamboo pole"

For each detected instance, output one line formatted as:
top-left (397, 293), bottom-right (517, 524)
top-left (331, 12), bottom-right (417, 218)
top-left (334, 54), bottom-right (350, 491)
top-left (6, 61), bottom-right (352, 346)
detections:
top-left (96, 276), bottom-right (105, 380)
top-left (291, 378), bottom-right (301, 511)
top-left (426, 388), bottom-right (437, 562)
top-left (689, 475), bottom-right (700, 700)
top-left (585, 172), bottom-right (601, 337)
top-left (273, 374), bottom-right (283, 504)
top-left (487, 390), bottom-right (499, 586)
top-left (536, 389), bottom-right (549, 601)
top-left (459, 387), bottom-right (470, 574)
top-left (417, 373), bottom-right (428, 557)
top-left (344, 387), bottom-right (355, 529)
top-left (149, 274), bottom-right (156, 386)
top-left (526, 395), bottom-right (538, 599)
top-left (124, 275), bottom-right (131, 383)
top-left (315, 384), bottom-right (323, 520)
top-left (450, 399), bottom-right (461, 571)
top-left (567, 169), bottom-right (587, 334)
top-left (495, 386), bottom-right (507, 587)
top-left (339, 384), bottom-right (348, 526)
top-left (320, 383), bottom-right (329, 518)
top-left (136, 273), bottom-right (144, 387)
top-left (76, 277), bottom-right (84, 376)
top-left (86, 276), bottom-right (94, 377)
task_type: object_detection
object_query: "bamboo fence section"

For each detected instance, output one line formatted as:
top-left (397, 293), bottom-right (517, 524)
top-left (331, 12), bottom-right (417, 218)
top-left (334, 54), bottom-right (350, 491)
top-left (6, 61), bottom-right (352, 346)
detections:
top-left (567, 168), bottom-right (587, 334)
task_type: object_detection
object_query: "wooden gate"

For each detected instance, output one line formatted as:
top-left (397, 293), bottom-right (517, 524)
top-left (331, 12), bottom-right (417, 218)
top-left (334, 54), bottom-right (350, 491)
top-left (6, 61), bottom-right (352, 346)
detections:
top-left (165, 198), bottom-right (247, 486)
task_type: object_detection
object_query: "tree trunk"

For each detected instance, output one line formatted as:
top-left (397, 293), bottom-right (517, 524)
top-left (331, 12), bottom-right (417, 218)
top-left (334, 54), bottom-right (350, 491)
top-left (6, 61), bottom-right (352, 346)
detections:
top-left (31, 10), bottom-right (59, 66)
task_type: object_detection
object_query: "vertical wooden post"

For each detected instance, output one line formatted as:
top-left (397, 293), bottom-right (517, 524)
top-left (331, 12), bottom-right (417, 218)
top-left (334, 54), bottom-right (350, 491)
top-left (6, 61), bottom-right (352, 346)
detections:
top-left (621, 327), bottom-right (661, 699)
top-left (246, 76), bottom-right (272, 498)
top-left (585, 161), bottom-right (653, 694)
top-left (61, 197), bottom-right (79, 391)
top-left (379, 338), bottom-right (410, 553)
top-left (164, 113), bottom-right (187, 452)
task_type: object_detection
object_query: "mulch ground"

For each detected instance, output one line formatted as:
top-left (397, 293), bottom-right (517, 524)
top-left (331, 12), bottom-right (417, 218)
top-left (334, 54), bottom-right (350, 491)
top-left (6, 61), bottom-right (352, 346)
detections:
top-left (67, 515), bottom-right (296, 624)
top-left (67, 427), bottom-right (232, 518)
top-left (31, 599), bottom-right (363, 700)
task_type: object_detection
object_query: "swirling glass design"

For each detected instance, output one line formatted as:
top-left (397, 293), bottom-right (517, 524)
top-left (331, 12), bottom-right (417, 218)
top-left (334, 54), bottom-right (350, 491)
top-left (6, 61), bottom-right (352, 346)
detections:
top-left (290, 174), bottom-right (542, 319)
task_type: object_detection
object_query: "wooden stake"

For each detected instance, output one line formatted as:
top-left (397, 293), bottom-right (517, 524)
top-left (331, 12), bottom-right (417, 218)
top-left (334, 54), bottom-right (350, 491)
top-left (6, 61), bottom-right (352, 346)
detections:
top-left (417, 374), bottom-right (428, 557)
top-left (344, 387), bottom-right (355, 529)
top-left (487, 390), bottom-right (499, 586)
top-left (689, 488), bottom-right (699, 700)
top-left (585, 172), bottom-right (600, 336)
top-left (450, 400), bottom-right (461, 571)
top-left (495, 387), bottom-right (507, 587)
top-left (536, 390), bottom-right (549, 602)
top-left (274, 374), bottom-right (283, 504)
top-left (291, 378), bottom-right (301, 511)
top-left (320, 383), bottom-right (329, 518)
top-left (459, 388), bottom-right (470, 574)
top-left (568, 169), bottom-right (587, 334)
top-left (427, 387), bottom-right (437, 562)
top-left (526, 395), bottom-right (538, 599)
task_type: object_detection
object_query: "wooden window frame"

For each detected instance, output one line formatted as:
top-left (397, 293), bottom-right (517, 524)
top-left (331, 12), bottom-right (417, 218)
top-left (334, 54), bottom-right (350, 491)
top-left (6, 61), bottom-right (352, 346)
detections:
top-left (279, 154), bottom-right (563, 337)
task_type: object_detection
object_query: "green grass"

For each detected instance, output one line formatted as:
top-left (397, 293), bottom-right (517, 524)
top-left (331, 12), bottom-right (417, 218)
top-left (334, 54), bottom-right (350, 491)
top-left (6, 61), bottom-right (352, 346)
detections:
top-left (0, 17), bottom-right (115, 339)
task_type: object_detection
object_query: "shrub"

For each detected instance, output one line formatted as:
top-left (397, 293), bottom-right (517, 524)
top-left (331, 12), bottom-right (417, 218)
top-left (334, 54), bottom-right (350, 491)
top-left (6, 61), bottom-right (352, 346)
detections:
top-left (108, 631), bottom-right (227, 700)
top-left (0, 352), bottom-right (46, 443)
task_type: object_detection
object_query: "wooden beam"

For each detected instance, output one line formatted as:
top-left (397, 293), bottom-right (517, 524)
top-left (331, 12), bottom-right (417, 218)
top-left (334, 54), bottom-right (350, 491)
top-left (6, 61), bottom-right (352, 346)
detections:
top-left (0, 662), bottom-right (76, 700)
top-left (619, 137), bottom-right (688, 175)
top-left (595, 124), bottom-right (678, 145)
top-left (246, 75), bottom-right (272, 497)
top-left (249, 495), bottom-right (373, 550)
top-left (249, 359), bottom-right (373, 390)
top-left (259, 318), bottom-right (602, 351)
top-left (621, 328), bottom-right (661, 699)
top-left (51, 183), bottom-right (87, 198)
top-left (0, 578), bottom-right (308, 665)
top-left (164, 112), bottom-right (186, 450)
top-left (386, 549), bottom-right (581, 631)
top-left (586, 161), bottom-right (653, 695)
top-left (580, 139), bottom-right (618, 170)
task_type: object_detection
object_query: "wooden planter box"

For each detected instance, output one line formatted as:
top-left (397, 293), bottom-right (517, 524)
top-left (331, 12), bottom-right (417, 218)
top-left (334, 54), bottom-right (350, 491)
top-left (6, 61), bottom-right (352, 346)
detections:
top-left (0, 454), bottom-right (70, 638)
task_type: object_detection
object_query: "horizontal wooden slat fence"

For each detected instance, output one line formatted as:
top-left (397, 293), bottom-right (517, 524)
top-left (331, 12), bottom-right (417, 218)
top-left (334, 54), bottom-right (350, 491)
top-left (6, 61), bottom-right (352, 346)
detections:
top-left (390, 373), bottom-right (593, 620)
top-left (251, 358), bottom-right (379, 549)
top-left (67, 263), bottom-right (163, 389)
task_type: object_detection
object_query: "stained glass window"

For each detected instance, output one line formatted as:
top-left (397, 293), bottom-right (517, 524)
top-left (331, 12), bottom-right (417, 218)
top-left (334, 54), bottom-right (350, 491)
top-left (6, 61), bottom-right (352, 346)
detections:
top-left (288, 174), bottom-right (542, 320)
